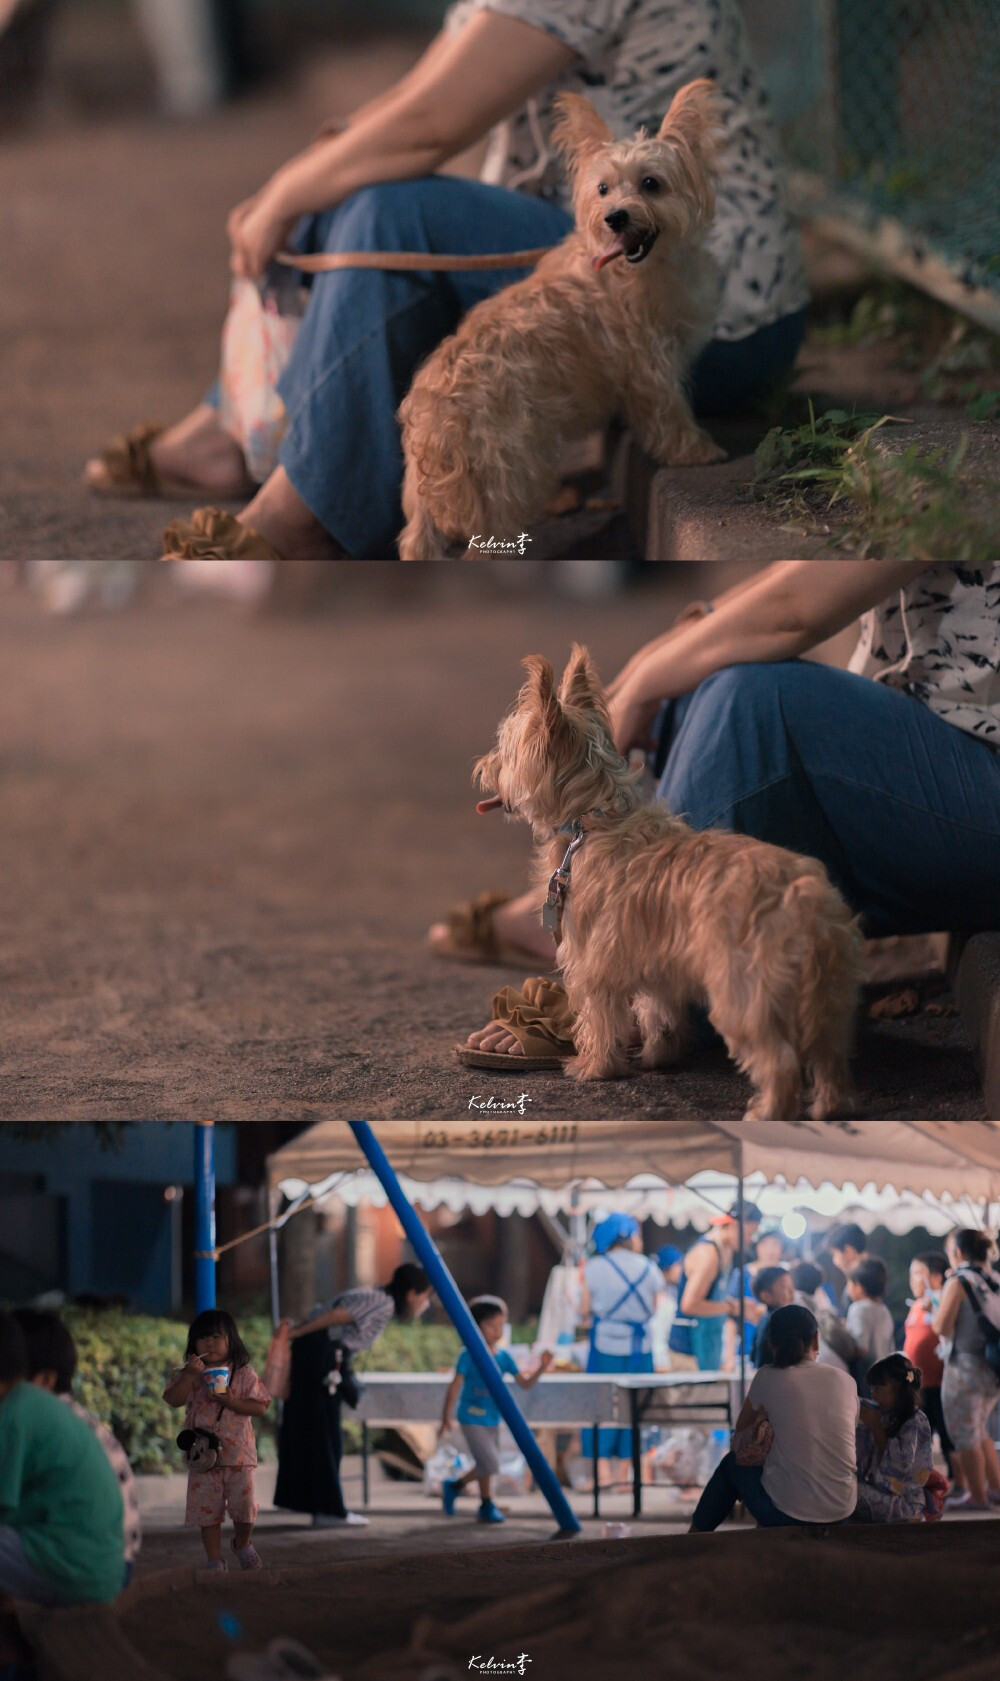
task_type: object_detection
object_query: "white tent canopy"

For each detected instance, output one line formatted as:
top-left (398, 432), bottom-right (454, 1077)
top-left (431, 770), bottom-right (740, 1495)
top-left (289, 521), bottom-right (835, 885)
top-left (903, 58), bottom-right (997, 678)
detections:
top-left (268, 1120), bottom-right (1000, 1205)
top-left (272, 1166), bottom-right (987, 1237)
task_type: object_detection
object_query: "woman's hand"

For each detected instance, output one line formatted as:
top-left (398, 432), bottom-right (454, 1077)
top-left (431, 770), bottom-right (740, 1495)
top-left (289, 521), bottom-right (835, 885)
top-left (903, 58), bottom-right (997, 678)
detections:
top-left (607, 674), bottom-right (661, 757)
top-left (227, 186), bottom-right (299, 281)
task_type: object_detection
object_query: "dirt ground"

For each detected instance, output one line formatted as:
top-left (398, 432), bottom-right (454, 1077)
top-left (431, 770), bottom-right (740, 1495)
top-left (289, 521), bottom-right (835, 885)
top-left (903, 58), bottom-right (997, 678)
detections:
top-left (18, 1523), bottom-right (1000, 1681)
top-left (0, 18), bottom-right (433, 564)
top-left (0, 12), bottom-right (633, 563)
top-left (0, 563), bottom-right (984, 1121)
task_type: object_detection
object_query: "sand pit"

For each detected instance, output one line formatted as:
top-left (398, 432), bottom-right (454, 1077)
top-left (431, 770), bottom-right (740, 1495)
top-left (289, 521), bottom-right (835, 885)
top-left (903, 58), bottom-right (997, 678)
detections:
top-left (18, 1526), bottom-right (1000, 1681)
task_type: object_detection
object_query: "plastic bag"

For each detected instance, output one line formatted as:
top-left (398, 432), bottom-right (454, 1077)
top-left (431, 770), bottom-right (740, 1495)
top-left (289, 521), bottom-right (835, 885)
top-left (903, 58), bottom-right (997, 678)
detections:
top-left (263, 1321), bottom-right (291, 1402)
top-left (651, 1427), bottom-right (725, 1488)
top-left (495, 1430), bottom-right (530, 1497)
top-left (424, 1442), bottom-right (474, 1497)
top-left (219, 271), bottom-right (307, 484)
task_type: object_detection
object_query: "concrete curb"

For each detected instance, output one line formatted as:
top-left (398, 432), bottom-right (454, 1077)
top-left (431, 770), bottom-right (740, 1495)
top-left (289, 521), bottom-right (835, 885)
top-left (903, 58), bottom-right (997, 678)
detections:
top-left (952, 934), bottom-right (1000, 1118)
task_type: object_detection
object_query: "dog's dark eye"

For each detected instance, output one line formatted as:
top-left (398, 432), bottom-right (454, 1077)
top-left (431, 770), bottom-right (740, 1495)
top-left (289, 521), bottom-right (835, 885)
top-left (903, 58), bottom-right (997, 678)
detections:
top-left (597, 182), bottom-right (609, 196)
top-left (641, 176), bottom-right (661, 193)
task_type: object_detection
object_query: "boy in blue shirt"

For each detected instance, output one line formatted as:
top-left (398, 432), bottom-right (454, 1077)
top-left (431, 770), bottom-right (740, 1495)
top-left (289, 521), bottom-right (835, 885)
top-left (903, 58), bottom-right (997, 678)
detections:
top-left (438, 1298), bottom-right (552, 1524)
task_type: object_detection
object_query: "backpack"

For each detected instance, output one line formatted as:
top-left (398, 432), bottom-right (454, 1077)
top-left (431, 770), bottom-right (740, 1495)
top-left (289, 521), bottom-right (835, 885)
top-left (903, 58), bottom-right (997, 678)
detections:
top-left (956, 1269), bottom-right (1000, 1380)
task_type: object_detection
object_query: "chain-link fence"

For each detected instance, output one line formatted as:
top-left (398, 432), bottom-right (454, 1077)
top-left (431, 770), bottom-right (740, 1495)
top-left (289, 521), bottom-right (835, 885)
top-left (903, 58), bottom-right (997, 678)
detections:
top-left (744, 0), bottom-right (1000, 327)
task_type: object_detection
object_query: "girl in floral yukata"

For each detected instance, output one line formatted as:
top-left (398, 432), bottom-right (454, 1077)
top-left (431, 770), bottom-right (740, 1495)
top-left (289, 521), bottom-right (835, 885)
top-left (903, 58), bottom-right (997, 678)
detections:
top-left (855, 1353), bottom-right (935, 1523)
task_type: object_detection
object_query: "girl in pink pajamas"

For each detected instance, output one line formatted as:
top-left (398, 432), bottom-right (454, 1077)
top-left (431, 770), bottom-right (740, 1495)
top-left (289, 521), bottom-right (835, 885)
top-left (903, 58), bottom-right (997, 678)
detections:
top-left (163, 1310), bottom-right (270, 1572)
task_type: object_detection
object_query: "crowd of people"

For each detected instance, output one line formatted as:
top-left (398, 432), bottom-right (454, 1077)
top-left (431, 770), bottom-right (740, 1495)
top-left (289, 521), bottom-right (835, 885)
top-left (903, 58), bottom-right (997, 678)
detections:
top-left (579, 1211), bottom-right (1000, 1527)
top-left (1, 1218), bottom-right (998, 1613)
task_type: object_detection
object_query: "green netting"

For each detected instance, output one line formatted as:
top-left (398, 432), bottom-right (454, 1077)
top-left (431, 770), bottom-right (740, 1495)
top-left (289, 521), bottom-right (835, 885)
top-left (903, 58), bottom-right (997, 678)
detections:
top-left (774, 0), bottom-right (1000, 299)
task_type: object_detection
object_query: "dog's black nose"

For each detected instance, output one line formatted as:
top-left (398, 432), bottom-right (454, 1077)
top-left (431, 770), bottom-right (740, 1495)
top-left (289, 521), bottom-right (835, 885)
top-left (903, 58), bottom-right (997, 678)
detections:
top-left (603, 209), bottom-right (630, 233)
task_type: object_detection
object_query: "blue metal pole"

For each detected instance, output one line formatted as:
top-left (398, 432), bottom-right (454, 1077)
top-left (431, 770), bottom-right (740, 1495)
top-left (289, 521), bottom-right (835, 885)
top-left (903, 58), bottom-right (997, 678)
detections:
top-left (194, 1122), bottom-right (217, 1313)
top-left (348, 1122), bottom-right (580, 1537)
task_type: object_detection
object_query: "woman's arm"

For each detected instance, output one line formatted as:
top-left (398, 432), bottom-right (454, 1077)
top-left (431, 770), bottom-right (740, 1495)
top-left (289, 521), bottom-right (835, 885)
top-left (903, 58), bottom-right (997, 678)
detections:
top-left (932, 1276), bottom-right (963, 1339)
top-left (287, 1306), bottom-right (357, 1341)
top-left (230, 12), bottom-right (578, 278)
top-left (733, 1396), bottom-right (766, 1432)
top-left (607, 559), bottom-right (932, 755)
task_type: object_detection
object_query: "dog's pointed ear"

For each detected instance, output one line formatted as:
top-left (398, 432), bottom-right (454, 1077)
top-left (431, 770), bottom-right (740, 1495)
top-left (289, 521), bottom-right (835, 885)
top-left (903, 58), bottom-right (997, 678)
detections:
top-left (551, 93), bottom-right (614, 172)
top-left (520, 654), bottom-right (561, 732)
top-left (658, 78), bottom-right (721, 160)
top-left (558, 644), bottom-right (603, 713)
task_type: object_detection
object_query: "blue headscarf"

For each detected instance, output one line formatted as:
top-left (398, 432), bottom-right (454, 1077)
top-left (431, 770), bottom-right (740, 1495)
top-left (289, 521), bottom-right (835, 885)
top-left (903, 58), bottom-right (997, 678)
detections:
top-left (593, 1213), bottom-right (640, 1255)
top-left (657, 1244), bottom-right (683, 1272)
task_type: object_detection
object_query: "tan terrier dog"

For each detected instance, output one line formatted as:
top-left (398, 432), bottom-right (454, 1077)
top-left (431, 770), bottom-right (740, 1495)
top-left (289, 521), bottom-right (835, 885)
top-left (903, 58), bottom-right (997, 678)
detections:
top-left (397, 79), bottom-right (726, 561)
top-left (474, 647), bottom-right (862, 1123)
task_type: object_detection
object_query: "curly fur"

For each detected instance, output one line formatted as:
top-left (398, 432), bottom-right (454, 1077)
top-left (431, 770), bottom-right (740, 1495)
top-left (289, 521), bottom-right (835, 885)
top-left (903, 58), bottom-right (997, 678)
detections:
top-left (474, 646), bottom-right (863, 1121)
top-left (397, 80), bottom-right (726, 560)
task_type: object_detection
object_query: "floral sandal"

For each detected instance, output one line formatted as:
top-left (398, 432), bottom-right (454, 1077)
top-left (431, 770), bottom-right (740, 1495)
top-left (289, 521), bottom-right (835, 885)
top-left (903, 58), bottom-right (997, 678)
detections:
top-left (454, 976), bottom-right (577, 1072)
top-left (161, 507), bottom-right (283, 561)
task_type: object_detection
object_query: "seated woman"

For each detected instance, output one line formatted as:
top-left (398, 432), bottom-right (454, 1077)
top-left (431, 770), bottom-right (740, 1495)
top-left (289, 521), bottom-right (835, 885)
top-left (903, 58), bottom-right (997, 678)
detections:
top-left (855, 1353), bottom-right (934, 1523)
top-left (440, 559), bottom-right (1000, 1065)
top-left (85, 0), bottom-right (808, 560)
top-left (690, 1304), bottom-right (858, 1531)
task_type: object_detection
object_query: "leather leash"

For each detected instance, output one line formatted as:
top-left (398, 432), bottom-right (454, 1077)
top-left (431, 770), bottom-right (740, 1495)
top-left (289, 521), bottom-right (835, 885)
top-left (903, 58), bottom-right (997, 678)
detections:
top-left (275, 246), bottom-right (552, 274)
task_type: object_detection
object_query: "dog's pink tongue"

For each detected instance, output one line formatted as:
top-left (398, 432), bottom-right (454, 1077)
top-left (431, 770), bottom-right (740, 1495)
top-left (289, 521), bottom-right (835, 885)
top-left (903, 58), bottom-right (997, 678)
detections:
top-left (476, 796), bottom-right (504, 814)
top-left (593, 236), bottom-right (626, 272)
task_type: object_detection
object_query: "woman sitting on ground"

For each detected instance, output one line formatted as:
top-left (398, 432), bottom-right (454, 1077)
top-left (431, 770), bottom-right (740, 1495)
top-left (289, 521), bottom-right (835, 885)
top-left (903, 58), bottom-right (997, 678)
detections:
top-left (84, 0), bottom-right (808, 560)
top-left (690, 1303), bottom-right (859, 1531)
top-left (439, 559), bottom-right (1000, 1068)
top-left (855, 1353), bottom-right (935, 1523)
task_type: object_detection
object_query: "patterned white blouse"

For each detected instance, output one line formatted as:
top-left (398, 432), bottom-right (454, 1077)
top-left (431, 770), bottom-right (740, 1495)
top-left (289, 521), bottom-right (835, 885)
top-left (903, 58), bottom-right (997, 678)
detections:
top-left (304, 1287), bottom-right (395, 1353)
top-left (443, 0), bottom-right (808, 341)
top-left (849, 564), bottom-right (1000, 746)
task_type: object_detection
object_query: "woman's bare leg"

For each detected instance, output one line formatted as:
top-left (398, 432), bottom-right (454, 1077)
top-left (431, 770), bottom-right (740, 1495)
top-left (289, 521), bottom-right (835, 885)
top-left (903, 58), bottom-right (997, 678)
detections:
top-left (238, 467), bottom-right (345, 559)
top-left (428, 889), bottom-right (552, 966)
top-left (84, 403), bottom-right (254, 497)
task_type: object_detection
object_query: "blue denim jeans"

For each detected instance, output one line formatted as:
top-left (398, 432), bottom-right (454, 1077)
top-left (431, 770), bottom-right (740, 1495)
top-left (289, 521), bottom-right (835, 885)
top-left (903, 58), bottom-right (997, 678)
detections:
top-left (236, 176), bottom-right (806, 556)
top-left (691, 1453), bottom-right (799, 1530)
top-left (653, 661), bottom-right (1000, 938)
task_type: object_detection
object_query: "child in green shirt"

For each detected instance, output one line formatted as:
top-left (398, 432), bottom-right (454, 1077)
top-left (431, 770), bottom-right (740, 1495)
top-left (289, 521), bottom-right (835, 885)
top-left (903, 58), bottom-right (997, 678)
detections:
top-left (0, 1313), bottom-right (125, 1605)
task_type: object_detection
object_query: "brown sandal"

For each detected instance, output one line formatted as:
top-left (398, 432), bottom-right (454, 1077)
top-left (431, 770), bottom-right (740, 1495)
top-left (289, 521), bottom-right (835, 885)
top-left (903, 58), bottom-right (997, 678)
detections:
top-left (161, 507), bottom-right (284, 561)
top-left (429, 890), bottom-right (556, 968)
top-left (85, 423), bottom-right (199, 499)
top-left (454, 977), bottom-right (576, 1072)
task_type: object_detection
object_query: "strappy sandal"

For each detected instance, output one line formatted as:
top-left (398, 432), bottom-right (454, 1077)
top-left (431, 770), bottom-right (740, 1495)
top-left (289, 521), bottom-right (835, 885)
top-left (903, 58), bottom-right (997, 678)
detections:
top-left (84, 423), bottom-right (201, 499)
top-left (161, 507), bottom-right (283, 561)
top-left (454, 976), bottom-right (576, 1072)
top-left (428, 890), bottom-right (556, 969)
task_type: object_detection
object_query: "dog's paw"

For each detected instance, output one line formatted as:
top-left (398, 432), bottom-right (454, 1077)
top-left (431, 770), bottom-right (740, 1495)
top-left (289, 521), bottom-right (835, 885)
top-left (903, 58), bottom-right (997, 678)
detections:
top-left (806, 1084), bottom-right (857, 1121)
top-left (566, 1054), bottom-right (628, 1082)
top-left (663, 431), bottom-right (727, 468)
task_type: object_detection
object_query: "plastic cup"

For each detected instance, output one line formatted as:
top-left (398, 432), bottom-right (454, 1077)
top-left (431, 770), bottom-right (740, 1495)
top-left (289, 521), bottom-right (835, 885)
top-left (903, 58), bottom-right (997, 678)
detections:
top-left (203, 1365), bottom-right (230, 1395)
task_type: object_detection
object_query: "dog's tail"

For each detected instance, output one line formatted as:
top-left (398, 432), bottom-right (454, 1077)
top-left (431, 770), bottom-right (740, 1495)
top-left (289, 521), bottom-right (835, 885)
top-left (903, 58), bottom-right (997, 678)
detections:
top-left (782, 872), bottom-right (864, 1054)
top-left (398, 499), bottom-right (445, 561)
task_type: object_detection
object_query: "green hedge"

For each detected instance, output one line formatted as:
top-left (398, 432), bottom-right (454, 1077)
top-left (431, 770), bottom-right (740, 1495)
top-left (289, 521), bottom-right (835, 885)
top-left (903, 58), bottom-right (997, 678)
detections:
top-left (60, 1310), bottom-right (476, 1474)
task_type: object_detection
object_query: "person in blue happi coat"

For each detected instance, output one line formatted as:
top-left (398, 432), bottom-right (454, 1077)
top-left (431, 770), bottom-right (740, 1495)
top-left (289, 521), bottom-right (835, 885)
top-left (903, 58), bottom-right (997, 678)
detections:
top-left (580, 1215), bottom-right (665, 1484)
